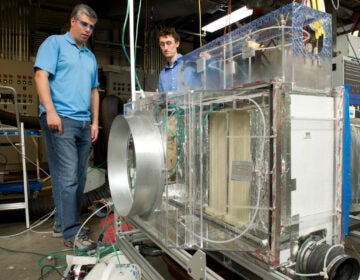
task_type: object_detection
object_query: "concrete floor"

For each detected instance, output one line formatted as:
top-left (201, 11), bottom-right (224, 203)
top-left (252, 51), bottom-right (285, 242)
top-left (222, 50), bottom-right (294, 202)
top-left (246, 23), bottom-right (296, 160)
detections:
top-left (1, 208), bottom-right (360, 280)
top-left (0, 210), bottom-right (177, 280)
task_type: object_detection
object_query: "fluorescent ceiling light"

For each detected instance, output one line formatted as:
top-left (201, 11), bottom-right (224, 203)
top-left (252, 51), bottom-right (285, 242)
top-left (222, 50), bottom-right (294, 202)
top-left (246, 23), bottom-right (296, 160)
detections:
top-left (202, 6), bottom-right (253, 33)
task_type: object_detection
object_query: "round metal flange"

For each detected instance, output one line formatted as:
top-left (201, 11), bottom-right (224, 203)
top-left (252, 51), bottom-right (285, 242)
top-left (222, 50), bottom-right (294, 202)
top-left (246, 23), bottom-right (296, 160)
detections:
top-left (107, 111), bottom-right (165, 217)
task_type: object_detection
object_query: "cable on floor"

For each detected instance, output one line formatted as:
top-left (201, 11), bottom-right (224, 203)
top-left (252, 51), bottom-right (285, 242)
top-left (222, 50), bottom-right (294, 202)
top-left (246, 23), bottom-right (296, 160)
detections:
top-left (0, 209), bottom-right (55, 238)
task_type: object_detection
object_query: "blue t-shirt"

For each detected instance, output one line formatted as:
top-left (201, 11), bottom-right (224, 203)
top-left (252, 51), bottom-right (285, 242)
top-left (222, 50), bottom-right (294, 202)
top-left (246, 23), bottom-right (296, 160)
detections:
top-left (34, 32), bottom-right (99, 121)
top-left (158, 54), bottom-right (200, 92)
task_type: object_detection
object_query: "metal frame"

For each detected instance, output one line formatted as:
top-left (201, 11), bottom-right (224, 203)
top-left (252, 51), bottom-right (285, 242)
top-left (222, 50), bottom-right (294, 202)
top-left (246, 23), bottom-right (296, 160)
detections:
top-left (114, 211), bottom-right (224, 280)
top-left (115, 211), bottom-right (293, 280)
top-left (0, 86), bottom-right (30, 228)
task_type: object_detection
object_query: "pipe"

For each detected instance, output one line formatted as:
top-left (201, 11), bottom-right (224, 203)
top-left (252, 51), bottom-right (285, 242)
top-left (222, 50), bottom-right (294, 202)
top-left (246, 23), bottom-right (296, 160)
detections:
top-left (296, 236), bottom-right (360, 280)
top-left (0, 1), bottom-right (29, 61)
top-left (1, 0), bottom-right (4, 58)
top-left (20, 122), bottom-right (30, 228)
top-left (11, 0), bottom-right (14, 60)
top-left (4, 0), bottom-right (8, 59)
top-left (129, 0), bottom-right (136, 101)
top-left (26, 6), bottom-right (29, 61)
top-left (14, 3), bottom-right (21, 60)
top-left (19, 4), bottom-right (22, 61)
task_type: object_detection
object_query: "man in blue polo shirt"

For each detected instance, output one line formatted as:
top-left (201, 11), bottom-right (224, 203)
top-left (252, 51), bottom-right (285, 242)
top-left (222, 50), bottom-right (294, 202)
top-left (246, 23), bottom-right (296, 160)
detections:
top-left (34, 4), bottom-right (99, 250)
top-left (158, 27), bottom-right (200, 92)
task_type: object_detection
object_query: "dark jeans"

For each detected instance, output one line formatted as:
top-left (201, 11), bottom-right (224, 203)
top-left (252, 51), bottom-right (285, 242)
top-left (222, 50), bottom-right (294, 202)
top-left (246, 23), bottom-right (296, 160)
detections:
top-left (40, 114), bottom-right (91, 241)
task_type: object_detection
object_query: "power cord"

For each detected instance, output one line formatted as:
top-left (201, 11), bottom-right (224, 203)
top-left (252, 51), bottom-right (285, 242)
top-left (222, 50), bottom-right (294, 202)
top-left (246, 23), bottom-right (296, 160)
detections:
top-left (38, 265), bottom-right (64, 280)
top-left (0, 209), bottom-right (55, 238)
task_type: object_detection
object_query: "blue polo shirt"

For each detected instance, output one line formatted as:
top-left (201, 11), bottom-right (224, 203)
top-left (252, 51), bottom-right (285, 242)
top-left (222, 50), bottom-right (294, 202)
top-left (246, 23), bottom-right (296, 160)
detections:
top-left (158, 54), bottom-right (182, 92)
top-left (158, 54), bottom-right (200, 92)
top-left (34, 32), bottom-right (99, 121)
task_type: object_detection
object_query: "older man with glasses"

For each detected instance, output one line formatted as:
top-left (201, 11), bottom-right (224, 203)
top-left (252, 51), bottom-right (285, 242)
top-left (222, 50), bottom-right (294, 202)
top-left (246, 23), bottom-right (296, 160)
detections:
top-left (34, 4), bottom-right (99, 250)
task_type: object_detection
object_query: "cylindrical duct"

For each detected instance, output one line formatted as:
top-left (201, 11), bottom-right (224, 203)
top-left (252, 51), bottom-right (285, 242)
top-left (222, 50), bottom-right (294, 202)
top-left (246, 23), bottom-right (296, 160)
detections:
top-left (107, 111), bottom-right (165, 217)
top-left (296, 236), bottom-right (360, 280)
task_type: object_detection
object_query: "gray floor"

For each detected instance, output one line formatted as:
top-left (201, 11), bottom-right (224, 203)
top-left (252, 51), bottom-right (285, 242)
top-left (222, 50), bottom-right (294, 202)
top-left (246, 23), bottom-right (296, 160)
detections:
top-left (1, 208), bottom-right (360, 280)
top-left (0, 210), bottom-right (177, 280)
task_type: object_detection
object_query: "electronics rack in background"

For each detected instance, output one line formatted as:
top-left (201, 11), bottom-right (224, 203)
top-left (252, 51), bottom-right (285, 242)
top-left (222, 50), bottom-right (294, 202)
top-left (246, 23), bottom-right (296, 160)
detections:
top-left (332, 34), bottom-right (360, 113)
top-left (0, 59), bottom-right (38, 117)
top-left (0, 59), bottom-right (45, 176)
top-left (100, 65), bottom-right (143, 102)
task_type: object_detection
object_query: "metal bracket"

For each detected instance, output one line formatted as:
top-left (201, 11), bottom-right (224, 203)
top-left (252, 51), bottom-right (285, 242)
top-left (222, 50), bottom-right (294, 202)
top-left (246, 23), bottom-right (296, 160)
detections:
top-left (186, 249), bottom-right (206, 280)
top-left (290, 178), bottom-right (296, 191)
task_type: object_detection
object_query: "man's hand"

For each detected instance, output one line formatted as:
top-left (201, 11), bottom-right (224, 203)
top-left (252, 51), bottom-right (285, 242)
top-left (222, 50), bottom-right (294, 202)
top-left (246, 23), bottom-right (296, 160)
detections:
top-left (46, 111), bottom-right (62, 135)
top-left (90, 123), bottom-right (99, 142)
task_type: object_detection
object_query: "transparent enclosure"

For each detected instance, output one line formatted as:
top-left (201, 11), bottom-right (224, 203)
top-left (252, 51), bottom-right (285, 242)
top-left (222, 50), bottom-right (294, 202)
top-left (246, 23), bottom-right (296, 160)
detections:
top-left (107, 3), bottom-right (352, 274)
top-left (108, 83), bottom-right (344, 267)
top-left (177, 2), bottom-right (332, 92)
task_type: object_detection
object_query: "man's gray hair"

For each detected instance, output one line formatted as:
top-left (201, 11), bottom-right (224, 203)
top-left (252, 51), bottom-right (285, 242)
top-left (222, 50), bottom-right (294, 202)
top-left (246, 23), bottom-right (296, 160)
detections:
top-left (71, 4), bottom-right (98, 23)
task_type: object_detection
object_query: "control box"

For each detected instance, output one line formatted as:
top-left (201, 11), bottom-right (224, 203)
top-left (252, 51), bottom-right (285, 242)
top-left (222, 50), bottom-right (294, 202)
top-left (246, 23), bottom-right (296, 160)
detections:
top-left (0, 60), bottom-right (44, 176)
top-left (0, 59), bottom-right (38, 117)
top-left (100, 65), bottom-right (143, 102)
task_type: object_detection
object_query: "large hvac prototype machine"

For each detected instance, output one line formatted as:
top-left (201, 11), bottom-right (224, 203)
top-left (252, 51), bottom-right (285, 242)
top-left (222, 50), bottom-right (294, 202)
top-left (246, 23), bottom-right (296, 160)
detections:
top-left (108, 3), bottom-right (359, 280)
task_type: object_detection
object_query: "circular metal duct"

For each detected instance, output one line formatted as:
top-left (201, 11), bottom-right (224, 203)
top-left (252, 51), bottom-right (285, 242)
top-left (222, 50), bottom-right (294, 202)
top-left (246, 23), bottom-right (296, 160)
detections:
top-left (107, 111), bottom-right (165, 217)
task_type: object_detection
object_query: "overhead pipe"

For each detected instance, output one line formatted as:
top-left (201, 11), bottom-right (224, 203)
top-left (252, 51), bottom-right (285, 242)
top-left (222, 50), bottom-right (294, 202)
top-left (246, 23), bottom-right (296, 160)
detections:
top-left (4, 0), bottom-right (8, 59)
top-left (11, 0), bottom-right (15, 60)
top-left (12, 1), bottom-right (15, 60)
top-left (15, 1), bottom-right (18, 61)
top-left (129, 0), bottom-right (136, 101)
top-left (1, 0), bottom-right (3, 58)
top-left (26, 6), bottom-right (29, 61)
top-left (0, 0), bottom-right (29, 61)
top-left (19, 4), bottom-right (21, 61)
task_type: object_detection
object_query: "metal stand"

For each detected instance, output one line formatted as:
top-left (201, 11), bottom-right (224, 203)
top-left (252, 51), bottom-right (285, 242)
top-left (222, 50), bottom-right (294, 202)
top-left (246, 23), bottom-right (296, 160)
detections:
top-left (0, 86), bottom-right (30, 228)
top-left (0, 123), bottom-right (30, 228)
top-left (114, 213), bottom-right (224, 280)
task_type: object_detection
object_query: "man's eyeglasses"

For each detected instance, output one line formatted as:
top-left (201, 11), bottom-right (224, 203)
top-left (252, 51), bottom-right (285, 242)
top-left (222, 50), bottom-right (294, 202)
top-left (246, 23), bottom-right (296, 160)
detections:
top-left (159, 41), bottom-right (175, 48)
top-left (78, 20), bottom-right (95, 31)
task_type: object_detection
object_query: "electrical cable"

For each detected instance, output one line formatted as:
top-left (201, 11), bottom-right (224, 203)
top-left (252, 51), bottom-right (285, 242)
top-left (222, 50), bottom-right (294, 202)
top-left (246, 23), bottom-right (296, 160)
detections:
top-left (38, 264), bottom-right (64, 280)
top-left (0, 209), bottom-right (55, 238)
top-left (0, 245), bottom-right (46, 257)
top-left (143, 0), bottom-right (148, 82)
top-left (0, 152), bottom-right (8, 167)
top-left (0, 123), bottom-right (50, 178)
top-left (294, 271), bottom-right (321, 277)
top-left (92, 205), bottom-right (132, 274)
top-left (36, 236), bottom-right (124, 276)
top-left (322, 244), bottom-right (344, 277)
top-left (331, 0), bottom-right (339, 10)
top-left (37, 248), bottom-right (89, 271)
top-left (72, 201), bottom-right (114, 255)
top-left (134, 0), bottom-right (142, 60)
top-left (163, 102), bottom-right (186, 177)
top-left (198, 0), bottom-right (202, 47)
top-left (224, 0), bottom-right (232, 35)
top-left (96, 201), bottom-right (138, 270)
top-left (87, 162), bottom-right (107, 175)
top-left (122, 0), bottom-right (142, 91)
